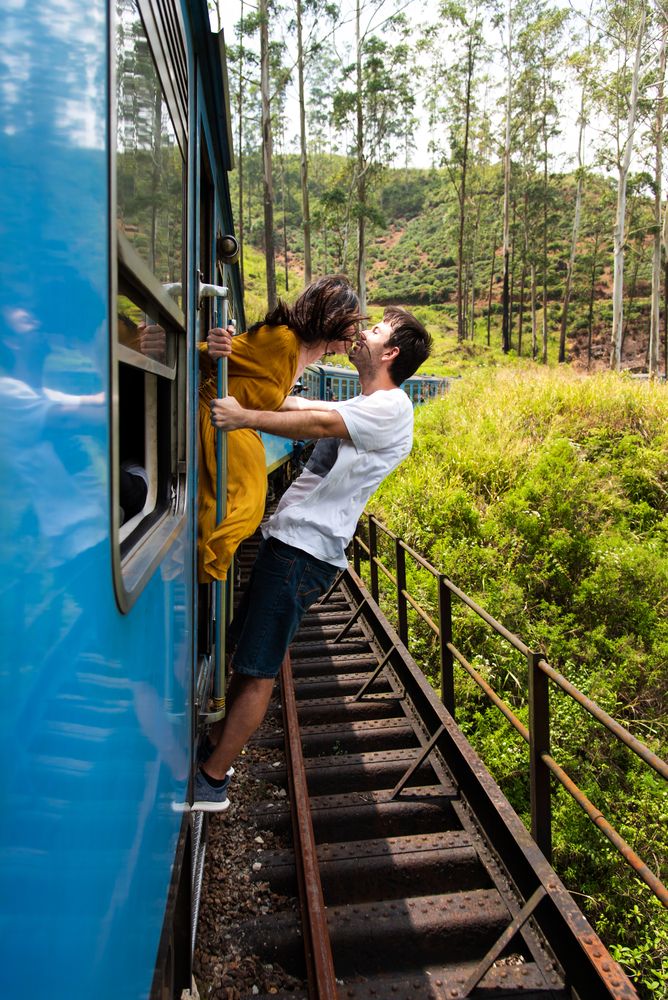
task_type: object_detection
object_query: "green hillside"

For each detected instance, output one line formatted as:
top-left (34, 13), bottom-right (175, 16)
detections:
top-left (234, 159), bottom-right (658, 376)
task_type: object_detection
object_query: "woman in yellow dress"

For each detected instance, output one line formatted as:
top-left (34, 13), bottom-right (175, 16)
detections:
top-left (198, 276), bottom-right (363, 583)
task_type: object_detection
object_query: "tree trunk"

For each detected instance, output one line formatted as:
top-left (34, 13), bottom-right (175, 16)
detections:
top-left (281, 147), bottom-right (289, 292)
top-left (470, 199), bottom-right (481, 341)
top-left (297, 0), bottom-right (312, 286)
top-left (509, 209), bottom-right (516, 351)
top-left (650, 22), bottom-right (666, 376)
top-left (559, 84), bottom-right (586, 362)
top-left (542, 126), bottom-right (548, 365)
top-left (149, 87), bottom-right (162, 275)
top-left (518, 257), bottom-right (526, 356)
top-left (487, 234), bottom-right (496, 346)
top-left (463, 264), bottom-right (469, 338)
top-left (238, 0), bottom-right (245, 290)
top-left (587, 231), bottom-right (600, 370)
top-left (355, 0), bottom-right (366, 313)
top-left (622, 255), bottom-right (640, 358)
top-left (260, 0), bottom-right (277, 310)
top-left (405, 111), bottom-right (409, 189)
top-left (664, 205), bottom-right (668, 378)
top-left (531, 261), bottom-right (537, 359)
top-left (501, 1), bottom-right (512, 354)
top-left (612, 5), bottom-right (646, 371)
top-left (457, 25), bottom-right (475, 343)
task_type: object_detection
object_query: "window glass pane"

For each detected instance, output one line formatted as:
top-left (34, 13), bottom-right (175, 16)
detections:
top-left (116, 0), bottom-right (184, 300)
top-left (117, 283), bottom-right (175, 368)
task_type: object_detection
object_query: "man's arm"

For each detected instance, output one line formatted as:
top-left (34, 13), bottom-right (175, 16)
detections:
top-left (279, 396), bottom-right (336, 412)
top-left (210, 395), bottom-right (350, 440)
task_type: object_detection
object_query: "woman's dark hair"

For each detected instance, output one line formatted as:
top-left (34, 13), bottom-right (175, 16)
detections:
top-left (383, 306), bottom-right (433, 386)
top-left (249, 276), bottom-right (365, 347)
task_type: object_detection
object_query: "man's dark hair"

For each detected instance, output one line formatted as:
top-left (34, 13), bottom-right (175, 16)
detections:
top-left (250, 276), bottom-right (366, 348)
top-left (383, 306), bottom-right (433, 386)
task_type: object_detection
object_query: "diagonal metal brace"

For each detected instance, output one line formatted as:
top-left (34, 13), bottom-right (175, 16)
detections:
top-left (461, 885), bottom-right (548, 996)
top-left (318, 570), bottom-right (346, 607)
top-left (333, 599), bottom-right (368, 643)
top-left (353, 648), bottom-right (393, 703)
top-left (389, 724), bottom-right (446, 800)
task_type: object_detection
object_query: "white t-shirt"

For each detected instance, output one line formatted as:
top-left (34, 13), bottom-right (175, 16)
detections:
top-left (263, 388), bottom-right (414, 568)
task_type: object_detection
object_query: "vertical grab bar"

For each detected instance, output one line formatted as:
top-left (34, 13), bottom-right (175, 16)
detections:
top-left (213, 291), bottom-right (229, 712)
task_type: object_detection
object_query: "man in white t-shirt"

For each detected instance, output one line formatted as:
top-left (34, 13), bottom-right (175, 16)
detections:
top-left (192, 307), bottom-right (432, 810)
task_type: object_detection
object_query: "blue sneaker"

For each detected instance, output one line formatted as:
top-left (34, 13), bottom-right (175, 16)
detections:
top-left (197, 737), bottom-right (235, 779)
top-left (191, 767), bottom-right (231, 812)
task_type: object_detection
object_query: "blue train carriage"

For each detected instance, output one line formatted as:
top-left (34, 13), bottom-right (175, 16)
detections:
top-left (0, 0), bottom-right (251, 997)
top-left (303, 361), bottom-right (454, 404)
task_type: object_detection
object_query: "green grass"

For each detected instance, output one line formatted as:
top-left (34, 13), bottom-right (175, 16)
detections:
top-left (359, 366), bottom-right (668, 997)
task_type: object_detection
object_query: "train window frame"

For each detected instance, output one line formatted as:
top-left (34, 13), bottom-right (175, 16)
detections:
top-left (109, 0), bottom-right (189, 613)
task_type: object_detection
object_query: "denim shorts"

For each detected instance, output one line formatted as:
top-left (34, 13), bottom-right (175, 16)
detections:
top-left (226, 536), bottom-right (338, 679)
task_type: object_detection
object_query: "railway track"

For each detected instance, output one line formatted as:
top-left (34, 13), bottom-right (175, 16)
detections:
top-left (224, 531), bottom-right (637, 1000)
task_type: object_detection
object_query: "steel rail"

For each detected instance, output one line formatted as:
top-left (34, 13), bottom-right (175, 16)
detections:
top-left (359, 518), bottom-right (666, 784)
top-left (364, 518), bottom-right (530, 656)
top-left (538, 659), bottom-right (668, 782)
top-left (354, 511), bottom-right (668, 913)
top-left (539, 749), bottom-right (668, 909)
top-left (403, 590), bottom-right (439, 635)
top-left (372, 556), bottom-right (397, 586)
top-left (448, 643), bottom-right (668, 910)
top-left (356, 537), bottom-right (371, 556)
top-left (449, 642), bottom-right (530, 742)
top-left (279, 652), bottom-right (338, 1000)
top-left (369, 515), bottom-right (397, 540)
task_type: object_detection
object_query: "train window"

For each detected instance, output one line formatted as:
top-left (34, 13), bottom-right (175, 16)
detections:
top-left (341, 380), bottom-right (348, 401)
top-left (111, 0), bottom-right (189, 612)
top-left (116, 0), bottom-right (185, 306)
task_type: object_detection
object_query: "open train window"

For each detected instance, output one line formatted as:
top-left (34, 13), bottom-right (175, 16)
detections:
top-left (111, 0), bottom-right (189, 612)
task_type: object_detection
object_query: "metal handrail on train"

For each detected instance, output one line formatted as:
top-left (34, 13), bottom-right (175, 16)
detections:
top-left (351, 512), bottom-right (668, 910)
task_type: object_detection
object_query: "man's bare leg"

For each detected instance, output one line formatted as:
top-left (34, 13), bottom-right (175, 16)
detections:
top-left (202, 673), bottom-right (275, 780)
top-left (208, 669), bottom-right (244, 746)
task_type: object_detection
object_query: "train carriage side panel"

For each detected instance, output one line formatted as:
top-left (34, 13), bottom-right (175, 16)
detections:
top-left (0, 1), bottom-right (222, 997)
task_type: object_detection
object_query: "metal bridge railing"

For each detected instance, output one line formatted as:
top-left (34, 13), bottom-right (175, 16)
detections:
top-left (351, 511), bottom-right (668, 910)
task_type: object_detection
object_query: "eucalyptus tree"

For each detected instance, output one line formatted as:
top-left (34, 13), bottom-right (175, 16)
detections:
top-left (559, 24), bottom-right (599, 363)
top-left (285, 0), bottom-right (340, 285)
top-left (225, 4), bottom-right (262, 290)
top-left (648, 5), bottom-right (667, 376)
top-left (260, 0), bottom-right (278, 309)
top-left (331, 1), bottom-right (412, 310)
top-left (593, 0), bottom-right (648, 370)
top-left (306, 49), bottom-right (340, 193)
top-left (513, 4), bottom-right (541, 359)
top-left (500, 0), bottom-right (513, 354)
top-left (516, 2), bottom-right (568, 364)
top-left (423, 0), bottom-right (488, 342)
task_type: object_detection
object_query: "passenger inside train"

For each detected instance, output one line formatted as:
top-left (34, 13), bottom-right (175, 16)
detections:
top-left (192, 307), bottom-right (432, 811)
top-left (197, 275), bottom-right (365, 586)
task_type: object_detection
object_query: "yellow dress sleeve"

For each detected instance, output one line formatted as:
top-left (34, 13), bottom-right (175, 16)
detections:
top-left (197, 324), bottom-right (301, 583)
